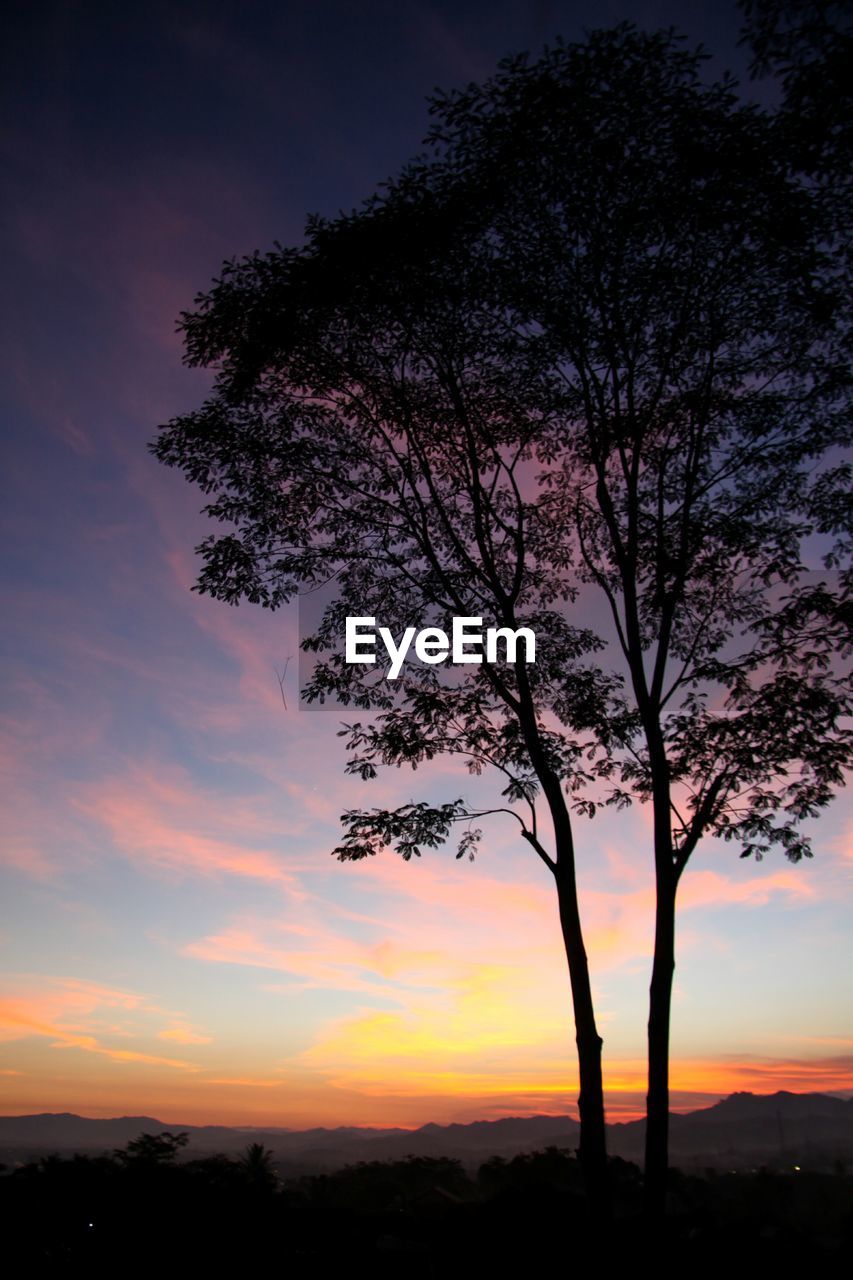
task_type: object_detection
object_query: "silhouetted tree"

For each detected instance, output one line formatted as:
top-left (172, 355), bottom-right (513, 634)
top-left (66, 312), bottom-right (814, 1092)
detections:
top-left (114, 1130), bottom-right (189, 1165)
top-left (151, 80), bottom-right (634, 1210)
top-left (240, 1142), bottom-right (279, 1190)
top-left (152, 211), bottom-right (622, 1207)
top-left (152, 22), bottom-right (851, 1221)
top-left (410, 25), bottom-right (851, 1215)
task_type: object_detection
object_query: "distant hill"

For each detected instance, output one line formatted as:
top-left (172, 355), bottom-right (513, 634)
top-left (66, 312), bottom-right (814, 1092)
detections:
top-left (607, 1091), bottom-right (853, 1168)
top-left (1, 1092), bottom-right (851, 1172)
top-left (0, 1109), bottom-right (580, 1171)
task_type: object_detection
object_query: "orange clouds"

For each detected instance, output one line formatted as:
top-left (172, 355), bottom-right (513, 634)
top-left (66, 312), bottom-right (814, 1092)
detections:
top-left (157, 1024), bottom-right (213, 1045)
top-left (289, 1034), bottom-right (853, 1121)
top-left (205, 1076), bottom-right (285, 1088)
top-left (0, 976), bottom-right (205, 1072)
top-left (664, 1054), bottom-right (853, 1105)
top-left (171, 845), bottom-right (832, 1108)
top-left (289, 959), bottom-right (577, 1100)
top-left (1, 738), bottom-right (845, 1131)
top-left (2, 971), bottom-right (849, 1126)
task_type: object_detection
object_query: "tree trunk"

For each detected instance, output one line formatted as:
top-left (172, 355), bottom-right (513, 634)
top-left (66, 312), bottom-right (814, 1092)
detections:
top-left (555, 859), bottom-right (609, 1216)
top-left (644, 863), bottom-right (676, 1220)
top-left (513, 676), bottom-right (609, 1213)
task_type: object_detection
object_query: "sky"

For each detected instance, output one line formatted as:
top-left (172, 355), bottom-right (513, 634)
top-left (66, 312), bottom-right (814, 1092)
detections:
top-left (1, 0), bottom-right (851, 1130)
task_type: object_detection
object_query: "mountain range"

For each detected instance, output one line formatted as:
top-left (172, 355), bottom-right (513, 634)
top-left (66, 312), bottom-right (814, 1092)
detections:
top-left (1, 1091), bottom-right (851, 1173)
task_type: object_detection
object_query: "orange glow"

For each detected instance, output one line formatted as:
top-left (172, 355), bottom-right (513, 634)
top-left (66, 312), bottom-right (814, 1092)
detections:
top-left (0, 978), bottom-right (201, 1072)
top-left (1, 1051), bottom-right (849, 1128)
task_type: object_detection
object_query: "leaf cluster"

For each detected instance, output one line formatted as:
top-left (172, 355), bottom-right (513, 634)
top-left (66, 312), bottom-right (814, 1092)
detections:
top-left (152, 24), bottom-right (851, 872)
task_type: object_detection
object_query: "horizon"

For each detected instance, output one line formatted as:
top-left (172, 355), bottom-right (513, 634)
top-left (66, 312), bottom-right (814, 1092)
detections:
top-left (5, 1085), bottom-right (853, 1134)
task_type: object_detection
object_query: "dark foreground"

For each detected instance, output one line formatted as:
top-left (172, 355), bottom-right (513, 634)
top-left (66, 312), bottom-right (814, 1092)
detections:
top-left (3, 1138), bottom-right (851, 1275)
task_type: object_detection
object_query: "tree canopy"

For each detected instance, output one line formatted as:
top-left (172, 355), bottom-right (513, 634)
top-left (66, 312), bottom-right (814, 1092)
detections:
top-left (153, 20), bottom-right (851, 1215)
top-left (154, 126), bottom-right (620, 1202)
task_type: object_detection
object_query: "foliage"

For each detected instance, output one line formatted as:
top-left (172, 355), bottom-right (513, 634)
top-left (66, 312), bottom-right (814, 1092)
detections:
top-left (114, 1130), bottom-right (190, 1165)
top-left (740, 0), bottom-right (853, 171)
top-left (152, 190), bottom-right (632, 864)
top-left (240, 1141), bottom-right (280, 1190)
top-left (153, 23), bottom-right (850, 868)
top-left (411, 25), bottom-right (852, 866)
top-left (5, 1141), bottom-right (852, 1268)
top-left (302, 1155), bottom-right (472, 1211)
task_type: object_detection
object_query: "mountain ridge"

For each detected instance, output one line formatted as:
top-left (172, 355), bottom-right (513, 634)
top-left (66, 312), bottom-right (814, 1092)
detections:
top-left (2, 1091), bottom-right (851, 1171)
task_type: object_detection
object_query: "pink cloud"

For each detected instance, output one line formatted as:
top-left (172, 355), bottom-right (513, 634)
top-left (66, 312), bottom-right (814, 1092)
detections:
top-left (679, 867), bottom-right (817, 909)
top-left (185, 923), bottom-right (449, 997)
top-left (73, 763), bottom-right (314, 889)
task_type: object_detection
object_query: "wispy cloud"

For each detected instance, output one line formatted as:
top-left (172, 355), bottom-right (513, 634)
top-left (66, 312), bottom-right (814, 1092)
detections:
top-left (157, 1024), bottom-right (213, 1045)
top-left (0, 976), bottom-right (204, 1072)
top-left (73, 764), bottom-right (313, 889)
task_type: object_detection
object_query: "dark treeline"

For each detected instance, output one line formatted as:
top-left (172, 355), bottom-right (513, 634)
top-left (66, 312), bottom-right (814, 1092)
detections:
top-left (3, 1132), bottom-right (851, 1274)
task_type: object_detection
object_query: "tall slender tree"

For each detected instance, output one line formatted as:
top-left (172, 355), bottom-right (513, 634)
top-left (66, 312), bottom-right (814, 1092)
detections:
top-left (415, 25), bottom-right (851, 1213)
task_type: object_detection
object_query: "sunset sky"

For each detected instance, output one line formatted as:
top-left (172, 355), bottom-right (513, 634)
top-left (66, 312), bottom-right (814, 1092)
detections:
top-left (2, 0), bottom-right (851, 1130)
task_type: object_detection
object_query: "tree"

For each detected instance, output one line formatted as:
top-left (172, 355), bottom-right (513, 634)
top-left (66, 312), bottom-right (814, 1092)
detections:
top-left (410, 24), bottom-right (851, 1213)
top-left (153, 23), bottom-right (851, 1219)
top-left (240, 1142), bottom-right (279, 1191)
top-left (152, 171), bottom-right (628, 1211)
top-left (114, 1130), bottom-right (190, 1166)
